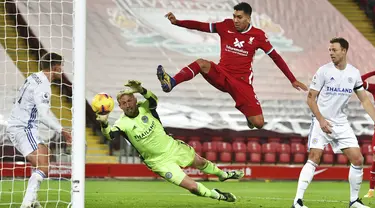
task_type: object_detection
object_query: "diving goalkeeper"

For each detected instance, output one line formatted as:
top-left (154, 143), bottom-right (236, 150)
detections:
top-left (97, 80), bottom-right (243, 202)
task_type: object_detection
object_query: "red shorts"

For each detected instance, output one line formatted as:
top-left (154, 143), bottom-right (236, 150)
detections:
top-left (201, 62), bottom-right (262, 117)
top-left (372, 133), bottom-right (375, 152)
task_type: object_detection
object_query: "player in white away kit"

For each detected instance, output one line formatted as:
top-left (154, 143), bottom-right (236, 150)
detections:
top-left (6, 53), bottom-right (72, 208)
top-left (292, 38), bottom-right (375, 208)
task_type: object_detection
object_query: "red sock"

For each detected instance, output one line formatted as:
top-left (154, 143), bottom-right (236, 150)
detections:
top-left (173, 61), bottom-right (201, 85)
top-left (370, 161), bottom-right (375, 189)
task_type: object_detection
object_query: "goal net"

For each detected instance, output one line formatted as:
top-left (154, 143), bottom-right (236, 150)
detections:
top-left (0, 0), bottom-right (85, 207)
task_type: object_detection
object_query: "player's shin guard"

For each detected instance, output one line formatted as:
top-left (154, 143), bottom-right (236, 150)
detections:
top-left (195, 182), bottom-right (219, 199)
top-left (22, 169), bottom-right (46, 205)
top-left (198, 160), bottom-right (227, 179)
top-left (294, 160), bottom-right (317, 204)
top-left (349, 164), bottom-right (363, 202)
top-left (173, 61), bottom-right (201, 85)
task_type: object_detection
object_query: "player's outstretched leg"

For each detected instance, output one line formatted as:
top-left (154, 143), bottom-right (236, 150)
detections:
top-left (364, 155), bottom-right (375, 198)
top-left (179, 175), bottom-right (237, 202)
top-left (191, 154), bottom-right (244, 181)
top-left (156, 65), bottom-right (176, 92)
top-left (156, 60), bottom-right (205, 92)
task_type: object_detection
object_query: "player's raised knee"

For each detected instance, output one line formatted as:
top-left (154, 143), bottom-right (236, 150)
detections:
top-left (195, 58), bottom-right (211, 74)
top-left (252, 120), bottom-right (264, 129)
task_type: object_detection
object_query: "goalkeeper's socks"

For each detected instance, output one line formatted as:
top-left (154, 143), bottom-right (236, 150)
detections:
top-left (22, 169), bottom-right (46, 204)
top-left (294, 160), bottom-right (317, 204)
top-left (196, 182), bottom-right (220, 199)
top-left (349, 164), bottom-right (363, 202)
top-left (370, 161), bottom-right (375, 189)
top-left (199, 160), bottom-right (227, 179)
top-left (173, 61), bottom-right (201, 85)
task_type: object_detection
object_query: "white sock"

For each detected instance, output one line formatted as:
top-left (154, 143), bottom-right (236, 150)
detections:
top-left (294, 160), bottom-right (317, 204)
top-left (349, 164), bottom-right (363, 202)
top-left (22, 169), bottom-right (46, 204)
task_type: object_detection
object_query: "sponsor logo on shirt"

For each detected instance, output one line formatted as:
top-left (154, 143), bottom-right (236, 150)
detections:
top-left (134, 120), bottom-right (155, 141)
top-left (326, 86), bottom-right (353, 93)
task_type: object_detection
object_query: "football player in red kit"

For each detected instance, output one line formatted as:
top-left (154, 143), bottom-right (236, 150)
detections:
top-left (362, 70), bottom-right (375, 198)
top-left (157, 2), bottom-right (307, 129)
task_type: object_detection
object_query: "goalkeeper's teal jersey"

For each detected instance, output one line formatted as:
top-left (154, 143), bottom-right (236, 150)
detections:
top-left (101, 89), bottom-right (175, 166)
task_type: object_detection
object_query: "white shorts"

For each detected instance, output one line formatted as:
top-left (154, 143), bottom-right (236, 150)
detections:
top-left (7, 127), bottom-right (43, 157)
top-left (308, 119), bottom-right (359, 154)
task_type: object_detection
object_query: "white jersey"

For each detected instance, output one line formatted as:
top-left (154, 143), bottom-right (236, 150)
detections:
top-left (310, 62), bottom-right (364, 124)
top-left (7, 71), bottom-right (62, 132)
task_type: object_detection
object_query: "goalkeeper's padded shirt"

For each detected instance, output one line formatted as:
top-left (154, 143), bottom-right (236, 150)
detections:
top-left (101, 89), bottom-right (175, 166)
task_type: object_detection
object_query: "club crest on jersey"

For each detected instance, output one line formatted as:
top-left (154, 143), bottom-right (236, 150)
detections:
top-left (348, 77), bottom-right (353, 83)
top-left (142, 115), bottom-right (148, 123)
top-left (108, 0), bottom-right (303, 58)
top-left (248, 37), bottom-right (255, 45)
top-left (165, 172), bottom-right (173, 179)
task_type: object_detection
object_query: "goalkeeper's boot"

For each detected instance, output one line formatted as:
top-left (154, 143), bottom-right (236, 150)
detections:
top-left (213, 188), bottom-right (237, 202)
top-left (219, 170), bottom-right (244, 182)
top-left (291, 199), bottom-right (308, 208)
top-left (157, 65), bottom-right (176, 92)
top-left (349, 198), bottom-right (370, 208)
top-left (364, 189), bottom-right (374, 198)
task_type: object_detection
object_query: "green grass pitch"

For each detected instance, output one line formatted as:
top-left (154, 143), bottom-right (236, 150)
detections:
top-left (1, 180), bottom-right (374, 207)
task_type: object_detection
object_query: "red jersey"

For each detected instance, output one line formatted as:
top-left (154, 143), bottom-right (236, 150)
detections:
top-left (175, 19), bottom-right (296, 84)
top-left (211, 19), bottom-right (273, 75)
top-left (362, 71), bottom-right (375, 98)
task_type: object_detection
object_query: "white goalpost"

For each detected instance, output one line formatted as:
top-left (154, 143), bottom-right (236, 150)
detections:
top-left (72, 0), bottom-right (86, 207)
top-left (0, 0), bottom-right (86, 207)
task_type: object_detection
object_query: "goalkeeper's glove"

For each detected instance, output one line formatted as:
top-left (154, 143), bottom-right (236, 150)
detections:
top-left (96, 113), bottom-right (109, 127)
top-left (124, 80), bottom-right (144, 94)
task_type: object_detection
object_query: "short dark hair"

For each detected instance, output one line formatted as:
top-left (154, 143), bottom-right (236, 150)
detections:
top-left (39, 52), bottom-right (63, 71)
top-left (234, 2), bottom-right (252, 16)
top-left (330, 37), bottom-right (349, 51)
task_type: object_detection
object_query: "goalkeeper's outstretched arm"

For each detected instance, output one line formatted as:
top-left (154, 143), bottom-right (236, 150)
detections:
top-left (140, 88), bottom-right (158, 109)
top-left (100, 122), bottom-right (121, 141)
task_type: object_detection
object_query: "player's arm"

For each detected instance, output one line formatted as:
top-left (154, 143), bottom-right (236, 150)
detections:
top-left (125, 80), bottom-right (158, 109)
top-left (165, 12), bottom-right (213, 33)
top-left (308, 68), bottom-right (332, 133)
top-left (355, 72), bottom-right (375, 123)
top-left (307, 89), bottom-right (332, 134)
top-left (258, 32), bottom-right (307, 91)
top-left (34, 87), bottom-right (72, 143)
top-left (356, 90), bottom-right (375, 123)
top-left (140, 88), bottom-right (158, 109)
top-left (100, 120), bottom-right (122, 141)
top-left (361, 71), bottom-right (375, 94)
top-left (361, 71), bottom-right (375, 81)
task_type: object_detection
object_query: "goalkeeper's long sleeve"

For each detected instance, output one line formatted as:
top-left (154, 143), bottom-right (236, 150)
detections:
top-left (141, 88), bottom-right (158, 109)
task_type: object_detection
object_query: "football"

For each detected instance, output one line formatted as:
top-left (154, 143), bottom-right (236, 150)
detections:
top-left (91, 93), bottom-right (115, 115)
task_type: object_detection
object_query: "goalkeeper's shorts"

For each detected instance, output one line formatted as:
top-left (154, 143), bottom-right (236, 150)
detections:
top-left (151, 140), bottom-right (196, 185)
